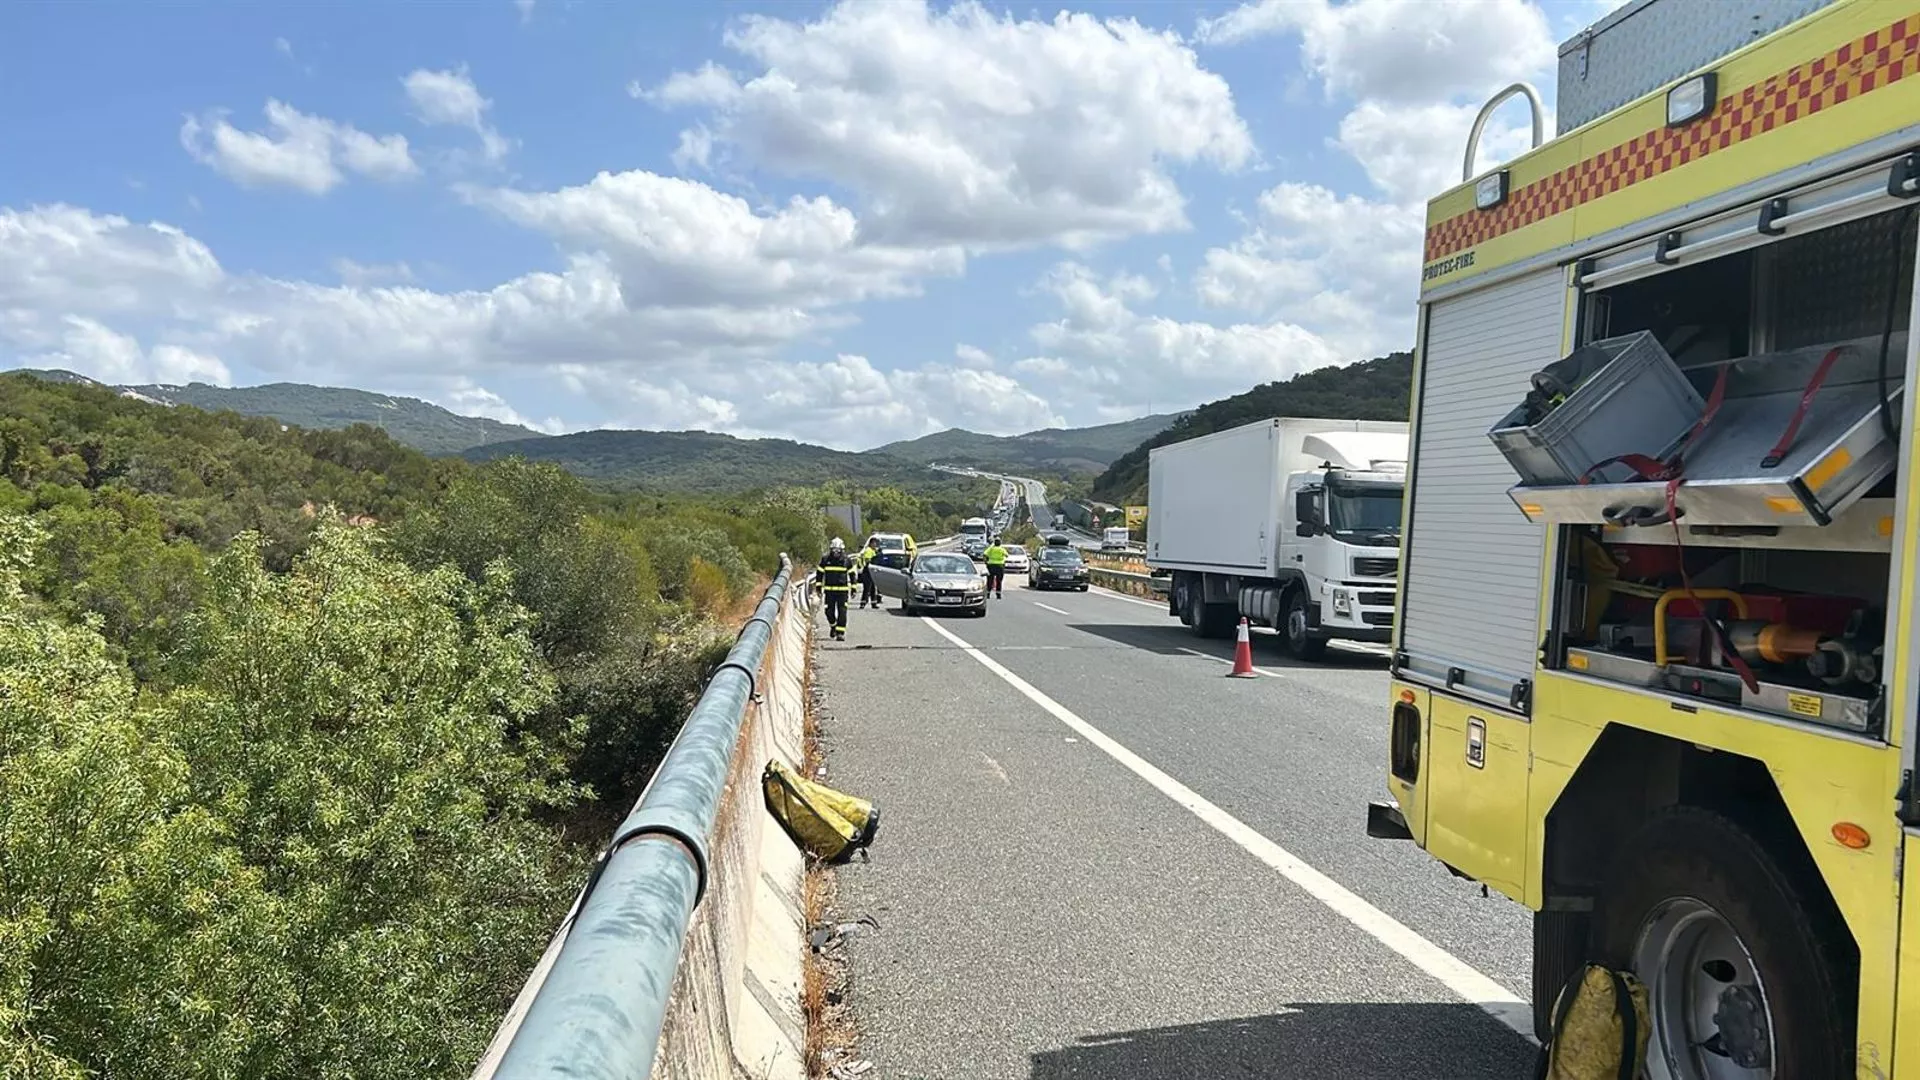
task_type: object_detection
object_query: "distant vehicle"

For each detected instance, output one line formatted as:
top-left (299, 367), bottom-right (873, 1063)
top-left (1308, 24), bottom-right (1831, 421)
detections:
top-left (865, 531), bottom-right (915, 556)
top-left (1002, 544), bottom-right (1029, 574)
top-left (885, 552), bottom-right (987, 616)
top-left (957, 517), bottom-right (990, 544)
top-left (1029, 545), bottom-right (1088, 591)
top-left (961, 536), bottom-right (988, 559)
top-left (1101, 526), bottom-right (1132, 550)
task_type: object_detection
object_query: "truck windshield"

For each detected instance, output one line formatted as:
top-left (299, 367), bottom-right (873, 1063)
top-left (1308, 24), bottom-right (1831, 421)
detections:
top-left (1326, 482), bottom-right (1403, 543)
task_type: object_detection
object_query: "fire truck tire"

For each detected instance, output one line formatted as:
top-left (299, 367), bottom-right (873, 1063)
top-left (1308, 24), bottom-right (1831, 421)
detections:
top-left (1530, 909), bottom-right (1589, 1042)
top-left (1593, 806), bottom-right (1852, 1078)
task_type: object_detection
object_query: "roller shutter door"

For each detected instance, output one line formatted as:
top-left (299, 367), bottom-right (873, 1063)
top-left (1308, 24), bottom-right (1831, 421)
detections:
top-left (1398, 266), bottom-right (1565, 709)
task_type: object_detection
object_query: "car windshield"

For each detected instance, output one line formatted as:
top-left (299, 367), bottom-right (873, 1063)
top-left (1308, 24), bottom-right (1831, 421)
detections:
top-left (914, 554), bottom-right (975, 575)
top-left (1038, 548), bottom-right (1081, 564)
top-left (1006, 545), bottom-right (1026, 555)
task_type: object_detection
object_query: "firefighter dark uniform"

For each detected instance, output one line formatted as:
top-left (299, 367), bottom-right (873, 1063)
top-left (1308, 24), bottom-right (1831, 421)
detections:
top-left (819, 546), bottom-right (854, 640)
top-left (857, 544), bottom-right (879, 608)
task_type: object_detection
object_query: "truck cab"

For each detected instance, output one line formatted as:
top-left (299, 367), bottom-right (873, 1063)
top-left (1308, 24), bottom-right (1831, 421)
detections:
top-left (1279, 434), bottom-right (1406, 653)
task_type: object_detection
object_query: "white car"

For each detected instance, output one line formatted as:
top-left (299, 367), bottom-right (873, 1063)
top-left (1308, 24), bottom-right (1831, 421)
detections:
top-left (1002, 544), bottom-right (1030, 573)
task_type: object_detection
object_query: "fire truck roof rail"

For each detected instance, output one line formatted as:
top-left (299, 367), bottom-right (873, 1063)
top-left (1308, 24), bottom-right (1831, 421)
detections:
top-left (1463, 83), bottom-right (1545, 184)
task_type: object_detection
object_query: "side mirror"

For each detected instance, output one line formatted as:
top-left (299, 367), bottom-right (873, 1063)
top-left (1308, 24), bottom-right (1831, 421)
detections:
top-left (1295, 490), bottom-right (1321, 536)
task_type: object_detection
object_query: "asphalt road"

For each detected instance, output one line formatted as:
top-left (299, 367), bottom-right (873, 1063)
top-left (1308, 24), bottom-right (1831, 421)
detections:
top-left (816, 567), bottom-right (1537, 1079)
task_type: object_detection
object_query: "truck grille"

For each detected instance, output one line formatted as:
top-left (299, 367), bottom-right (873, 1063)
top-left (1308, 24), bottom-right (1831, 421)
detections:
top-left (1353, 556), bottom-right (1398, 579)
top-left (1362, 611), bottom-right (1394, 627)
top-left (1358, 591), bottom-right (1395, 607)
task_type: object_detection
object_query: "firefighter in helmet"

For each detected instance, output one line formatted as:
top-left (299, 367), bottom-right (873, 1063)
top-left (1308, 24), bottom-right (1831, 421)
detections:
top-left (818, 537), bottom-right (854, 640)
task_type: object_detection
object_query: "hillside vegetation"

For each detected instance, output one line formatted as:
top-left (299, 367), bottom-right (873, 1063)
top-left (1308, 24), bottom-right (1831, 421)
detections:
top-left (12, 369), bottom-right (546, 454)
top-left (874, 412), bottom-right (1186, 473)
top-left (1090, 353), bottom-right (1413, 504)
top-left (463, 427), bottom-right (991, 507)
top-left (0, 372), bottom-right (912, 1078)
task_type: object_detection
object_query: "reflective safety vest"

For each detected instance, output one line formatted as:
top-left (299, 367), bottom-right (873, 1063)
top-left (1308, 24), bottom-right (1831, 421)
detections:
top-left (984, 544), bottom-right (1007, 566)
top-left (819, 553), bottom-right (853, 592)
top-left (858, 546), bottom-right (877, 569)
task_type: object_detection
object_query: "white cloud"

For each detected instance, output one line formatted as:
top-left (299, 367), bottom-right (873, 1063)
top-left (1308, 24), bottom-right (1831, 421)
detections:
top-left (645, 0), bottom-right (1254, 249)
top-left (29, 317), bottom-right (231, 386)
top-left (1019, 261), bottom-right (1346, 414)
top-left (331, 257), bottom-right (416, 286)
top-left (468, 169), bottom-right (963, 310)
top-left (514, 0), bottom-right (535, 24)
top-left (404, 67), bottom-right (511, 161)
top-left (180, 100), bottom-right (418, 194)
top-left (274, 37), bottom-right (293, 57)
top-left (1198, 0), bottom-right (1555, 105)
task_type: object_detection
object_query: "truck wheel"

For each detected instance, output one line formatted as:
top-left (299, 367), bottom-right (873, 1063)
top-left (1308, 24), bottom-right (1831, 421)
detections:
top-left (1282, 589), bottom-right (1328, 660)
top-left (1193, 601), bottom-right (1234, 639)
top-left (1593, 807), bottom-right (1853, 1079)
top-left (1531, 909), bottom-right (1590, 1042)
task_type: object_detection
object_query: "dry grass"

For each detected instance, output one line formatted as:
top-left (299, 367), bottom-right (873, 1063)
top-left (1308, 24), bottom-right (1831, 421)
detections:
top-left (799, 642), bottom-right (858, 1077)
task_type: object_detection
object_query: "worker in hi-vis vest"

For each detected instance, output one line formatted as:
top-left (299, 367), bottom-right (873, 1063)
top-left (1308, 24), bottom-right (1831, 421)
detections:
top-left (983, 538), bottom-right (1008, 600)
top-left (857, 541), bottom-right (879, 608)
top-left (818, 538), bottom-right (853, 641)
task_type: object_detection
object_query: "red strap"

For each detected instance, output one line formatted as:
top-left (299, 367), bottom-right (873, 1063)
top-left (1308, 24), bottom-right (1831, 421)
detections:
top-left (1763, 346), bottom-right (1844, 468)
top-left (1678, 360), bottom-right (1730, 462)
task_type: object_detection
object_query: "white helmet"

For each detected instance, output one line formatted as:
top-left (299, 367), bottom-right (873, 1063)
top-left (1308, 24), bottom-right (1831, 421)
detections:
top-left (830, 537), bottom-right (845, 551)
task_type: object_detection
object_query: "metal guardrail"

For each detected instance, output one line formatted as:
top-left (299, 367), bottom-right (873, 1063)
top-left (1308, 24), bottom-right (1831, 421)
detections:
top-left (476, 555), bottom-right (795, 1080)
top-left (1087, 565), bottom-right (1168, 595)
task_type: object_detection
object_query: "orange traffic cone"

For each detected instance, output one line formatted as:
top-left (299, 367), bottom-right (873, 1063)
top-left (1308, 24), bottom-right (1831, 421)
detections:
top-left (1228, 618), bottom-right (1257, 678)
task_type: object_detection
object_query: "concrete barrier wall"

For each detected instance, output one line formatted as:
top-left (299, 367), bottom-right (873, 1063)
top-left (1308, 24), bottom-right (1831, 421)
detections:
top-left (652, 582), bottom-right (812, 1080)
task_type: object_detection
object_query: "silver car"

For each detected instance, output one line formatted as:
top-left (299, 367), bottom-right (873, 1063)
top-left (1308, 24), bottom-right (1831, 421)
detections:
top-left (885, 552), bottom-right (988, 616)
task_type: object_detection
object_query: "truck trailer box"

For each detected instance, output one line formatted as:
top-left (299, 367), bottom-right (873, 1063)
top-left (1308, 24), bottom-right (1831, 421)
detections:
top-left (1146, 417), bottom-right (1409, 574)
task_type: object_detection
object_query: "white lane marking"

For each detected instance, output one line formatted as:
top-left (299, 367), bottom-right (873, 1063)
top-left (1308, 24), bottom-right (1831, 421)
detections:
top-left (1033, 602), bottom-right (1071, 616)
top-left (1087, 584), bottom-right (1164, 609)
top-left (1175, 646), bottom-right (1288, 678)
top-left (918, 616), bottom-right (1534, 1042)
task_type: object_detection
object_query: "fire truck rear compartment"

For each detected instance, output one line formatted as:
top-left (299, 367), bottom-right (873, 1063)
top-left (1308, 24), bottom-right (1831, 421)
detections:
top-left (1546, 207), bottom-right (1913, 735)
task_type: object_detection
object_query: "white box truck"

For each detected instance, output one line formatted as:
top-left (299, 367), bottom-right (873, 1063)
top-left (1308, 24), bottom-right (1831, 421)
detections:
top-left (1101, 526), bottom-right (1131, 550)
top-left (1147, 416), bottom-right (1408, 659)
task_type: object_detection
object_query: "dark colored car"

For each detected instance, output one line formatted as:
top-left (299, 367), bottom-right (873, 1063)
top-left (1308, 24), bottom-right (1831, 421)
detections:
top-left (1029, 546), bottom-right (1089, 591)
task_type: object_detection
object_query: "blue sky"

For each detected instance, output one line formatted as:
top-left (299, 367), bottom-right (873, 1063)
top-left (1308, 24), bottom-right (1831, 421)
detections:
top-left (1, 0), bottom-right (1621, 449)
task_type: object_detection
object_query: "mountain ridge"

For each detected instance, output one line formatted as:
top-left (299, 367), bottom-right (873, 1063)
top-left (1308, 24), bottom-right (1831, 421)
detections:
top-left (873, 411), bottom-right (1187, 473)
top-left (7, 370), bottom-right (546, 456)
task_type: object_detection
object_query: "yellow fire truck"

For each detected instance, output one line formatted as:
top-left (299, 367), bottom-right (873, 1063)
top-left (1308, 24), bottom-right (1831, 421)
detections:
top-left (1372, 1), bottom-right (1920, 1075)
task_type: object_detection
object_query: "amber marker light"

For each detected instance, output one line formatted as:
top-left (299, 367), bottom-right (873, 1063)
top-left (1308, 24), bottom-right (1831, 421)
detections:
top-left (1831, 822), bottom-right (1871, 850)
top-left (1399, 690), bottom-right (1416, 704)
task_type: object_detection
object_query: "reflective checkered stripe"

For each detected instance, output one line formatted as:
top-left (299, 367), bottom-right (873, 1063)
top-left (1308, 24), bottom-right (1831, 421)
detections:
top-left (1425, 13), bottom-right (1920, 263)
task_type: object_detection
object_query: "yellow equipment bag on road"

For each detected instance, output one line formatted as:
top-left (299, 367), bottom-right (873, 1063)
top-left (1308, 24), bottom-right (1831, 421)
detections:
top-left (1535, 965), bottom-right (1649, 1080)
top-left (762, 759), bottom-right (880, 862)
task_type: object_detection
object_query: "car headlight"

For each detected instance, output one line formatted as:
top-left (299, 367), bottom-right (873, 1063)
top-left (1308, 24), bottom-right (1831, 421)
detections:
top-left (912, 581), bottom-right (933, 593)
top-left (966, 580), bottom-right (985, 592)
top-left (1332, 588), bottom-right (1352, 615)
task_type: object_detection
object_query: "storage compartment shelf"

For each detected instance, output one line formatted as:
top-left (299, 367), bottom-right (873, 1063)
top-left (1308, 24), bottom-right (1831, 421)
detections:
top-left (1506, 333), bottom-right (1906, 529)
top-left (1601, 497), bottom-right (1896, 553)
top-left (1568, 646), bottom-right (1877, 734)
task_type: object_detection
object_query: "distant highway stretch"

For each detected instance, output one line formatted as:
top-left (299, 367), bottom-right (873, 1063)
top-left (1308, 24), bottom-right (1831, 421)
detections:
top-left (814, 554), bottom-right (1534, 1079)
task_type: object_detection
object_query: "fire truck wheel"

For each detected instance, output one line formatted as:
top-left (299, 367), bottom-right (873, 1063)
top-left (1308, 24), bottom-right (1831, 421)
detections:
top-left (1593, 806), bottom-right (1853, 1080)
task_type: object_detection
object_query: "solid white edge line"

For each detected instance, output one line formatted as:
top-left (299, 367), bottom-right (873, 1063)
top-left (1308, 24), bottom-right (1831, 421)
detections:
top-left (918, 616), bottom-right (1535, 1042)
top-left (1174, 646), bottom-right (1287, 678)
top-left (1033, 602), bottom-right (1071, 616)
